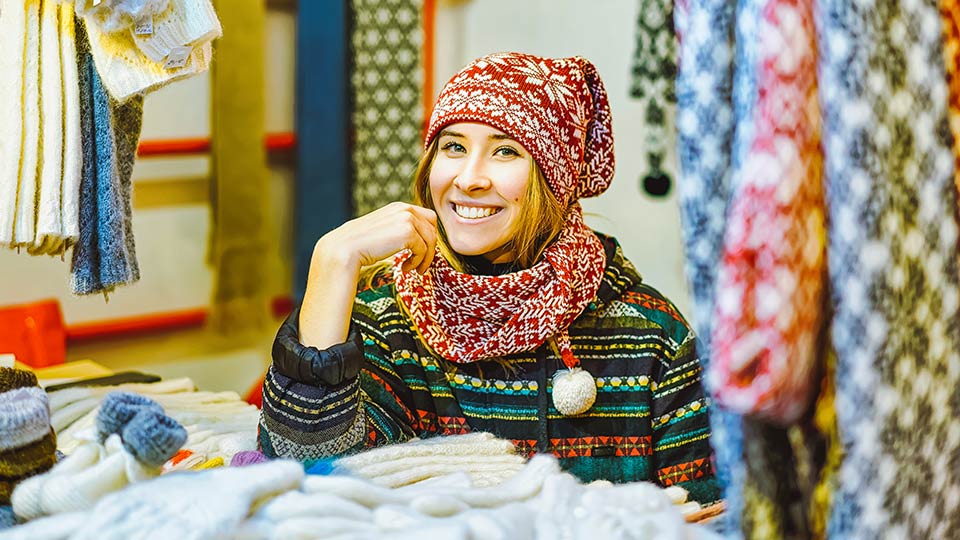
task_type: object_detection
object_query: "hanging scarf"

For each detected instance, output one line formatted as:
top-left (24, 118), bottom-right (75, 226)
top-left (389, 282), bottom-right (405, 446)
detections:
top-left (674, 0), bottom-right (748, 537)
top-left (709, 0), bottom-right (825, 425)
top-left (392, 205), bottom-right (604, 368)
top-left (942, 0), bottom-right (960, 195)
top-left (817, 0), bottom-right (960, 537)
top-left (630, 0), bottom-right (677, 191)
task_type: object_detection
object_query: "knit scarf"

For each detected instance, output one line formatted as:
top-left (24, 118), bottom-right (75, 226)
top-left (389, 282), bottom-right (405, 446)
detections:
top-left (392, 205), bottom-right (604, 368)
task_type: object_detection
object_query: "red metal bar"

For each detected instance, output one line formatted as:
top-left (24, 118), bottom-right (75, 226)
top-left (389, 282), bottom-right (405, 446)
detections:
top-left (136, 132), bottom-right (296, 157)
top-left (65, 295), bottom-right (294, 343)
top-left (66, 308), bottom-right (208, 342)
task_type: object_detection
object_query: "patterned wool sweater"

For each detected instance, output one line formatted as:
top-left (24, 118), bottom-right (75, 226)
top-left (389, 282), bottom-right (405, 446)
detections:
top-left (259, 235), bottom-right (721, 504)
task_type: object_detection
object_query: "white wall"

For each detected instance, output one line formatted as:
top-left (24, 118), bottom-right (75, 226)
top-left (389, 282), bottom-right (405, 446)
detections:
top-left (1, 3), bottom-right (693, 326)
top-left (0, 11), bottom-right (296, 325)
top-left (435, 0), bottom-right (692, 315)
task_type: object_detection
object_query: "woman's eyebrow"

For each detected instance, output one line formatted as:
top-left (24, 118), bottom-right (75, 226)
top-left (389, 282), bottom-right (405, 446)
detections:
top-left (439, 129), bottom-right (464, 138)
top-left (490, 133), bottom-right (516, 141)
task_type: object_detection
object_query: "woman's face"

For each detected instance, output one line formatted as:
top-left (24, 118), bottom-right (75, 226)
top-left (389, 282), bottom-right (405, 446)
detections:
top-left (429, 122), bottom-right (531, 263)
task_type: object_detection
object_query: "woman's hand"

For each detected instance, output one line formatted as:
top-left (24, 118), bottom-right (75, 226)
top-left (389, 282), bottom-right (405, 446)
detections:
top-left (316, 202), bottom-right (438, 274)
top-left (298, 203), bottom-right (438, 351)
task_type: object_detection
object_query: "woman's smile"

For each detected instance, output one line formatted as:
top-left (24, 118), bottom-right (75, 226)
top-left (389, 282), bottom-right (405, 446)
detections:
top-left (451, 203), bottom-right (504, 220)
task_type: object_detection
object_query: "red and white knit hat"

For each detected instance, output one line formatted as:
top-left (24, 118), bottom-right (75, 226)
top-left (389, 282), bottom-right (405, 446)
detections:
top-left (424, 52), bottom-right (616, 205)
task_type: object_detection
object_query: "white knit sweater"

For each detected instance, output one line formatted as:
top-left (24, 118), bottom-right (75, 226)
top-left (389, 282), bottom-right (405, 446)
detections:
top-left (0, 0), bottom-right (27, 246)
top-left (13, 0), bottom-right (41, 247)
top-left (33, 0), bottom-right (64, 254)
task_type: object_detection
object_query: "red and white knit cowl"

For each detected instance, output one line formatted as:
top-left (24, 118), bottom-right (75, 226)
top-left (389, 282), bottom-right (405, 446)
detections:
top-left (393, 205), bottom-right (604, 368)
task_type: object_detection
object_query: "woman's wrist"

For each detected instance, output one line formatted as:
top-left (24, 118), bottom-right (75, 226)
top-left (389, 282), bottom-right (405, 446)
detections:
top-left (299, 236), bottom-right (362, 349)
top-left (311, 234), bottom-right (361, 275)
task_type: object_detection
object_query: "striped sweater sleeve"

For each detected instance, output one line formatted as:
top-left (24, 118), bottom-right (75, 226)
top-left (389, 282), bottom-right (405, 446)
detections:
top-left (258, 306), bottom-right (418, 463)
top-left (650, 324), bottom-right (721, 505)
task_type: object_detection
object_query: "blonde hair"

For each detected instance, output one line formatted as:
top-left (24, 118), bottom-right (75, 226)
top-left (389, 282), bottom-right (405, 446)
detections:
top-left (358, 137), bottom-right (567, 288)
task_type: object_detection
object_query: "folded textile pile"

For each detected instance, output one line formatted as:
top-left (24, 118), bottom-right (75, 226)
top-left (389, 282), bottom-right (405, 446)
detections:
top-left (48, 378), bottom-right (259, 467)
top-left (1, 435), bottom-right (721, 540)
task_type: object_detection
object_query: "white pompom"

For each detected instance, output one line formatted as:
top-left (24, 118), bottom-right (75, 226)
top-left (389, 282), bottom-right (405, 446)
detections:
top-left (551, 367), bottom-right (597, 416)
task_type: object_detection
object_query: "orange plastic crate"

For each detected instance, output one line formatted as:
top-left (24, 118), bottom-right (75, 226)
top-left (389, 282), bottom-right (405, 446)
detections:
top-left (0, 299), bottom-right (66, 368)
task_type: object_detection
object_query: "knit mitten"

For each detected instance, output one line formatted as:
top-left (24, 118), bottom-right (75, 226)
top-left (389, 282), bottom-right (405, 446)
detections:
top-left (81, 12), bottom-right (213, 103)
top-left (12, 435), bottom-right (147, 520)
top-left (75, 0), bottom-right (170, 33)
top-left (95, 391), bottom-right (164, 443)
top-left (0, 387), bottom-right (57, 505)
top-left (120, 409), bottom-right (187, 468)
top-left (131, 0), bottom-right (221, 63)
top-left (68, 460), bottom-right (304, 540)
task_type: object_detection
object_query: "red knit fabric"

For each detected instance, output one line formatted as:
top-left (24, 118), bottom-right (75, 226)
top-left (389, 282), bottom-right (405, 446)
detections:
top-left (423, 52), bottom-right (615, 206)
top-left (393, 52), bottom-right (616, 368)
top-left (709, 0), bottom-right (825, 424)
top-left (393, 206), bottom-right (604, 367)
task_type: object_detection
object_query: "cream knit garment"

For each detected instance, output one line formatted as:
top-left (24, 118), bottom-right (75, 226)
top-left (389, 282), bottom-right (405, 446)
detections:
top-left (32, 0), bottom-right (64, 255)
top-left (334, 432), bottom-right (527, 488)
top-left (13, 0), bottom-right (41, 247)
top-left (132, 0), bottom-right (221, 63)
top-left (0, 0), bottom-right (26, 246)
top-left (82, 11), bottom-right (213, 102)
top-left (75, 0), bottom-right (170, 33)
top-left (1, 0), bottom-right (80, 254)
top-left (58, 3), bottom-right (82, 248)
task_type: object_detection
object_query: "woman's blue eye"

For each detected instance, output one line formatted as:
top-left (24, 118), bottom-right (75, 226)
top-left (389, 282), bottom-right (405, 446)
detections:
top-left (495, 146), bottom-right (519, 157)
top-left (441, 142), bottom-right (466, 153)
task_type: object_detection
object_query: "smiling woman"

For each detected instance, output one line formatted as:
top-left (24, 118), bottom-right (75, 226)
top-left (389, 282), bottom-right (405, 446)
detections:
top-left (260, 52), bottom-right (721, 505)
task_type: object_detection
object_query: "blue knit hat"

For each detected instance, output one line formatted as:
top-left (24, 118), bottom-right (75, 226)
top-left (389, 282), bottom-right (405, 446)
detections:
top-left (96, 391), bottom-right (163, 443)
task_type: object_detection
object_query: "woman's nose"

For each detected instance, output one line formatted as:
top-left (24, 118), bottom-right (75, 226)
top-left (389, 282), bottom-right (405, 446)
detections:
top-left (453, 157), bottom-right (492, 192)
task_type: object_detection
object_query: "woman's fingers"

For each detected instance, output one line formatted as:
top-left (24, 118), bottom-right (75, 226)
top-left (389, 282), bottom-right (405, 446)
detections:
top-left (407, 208), bottom-right (438, 274)
top-left (402, 232), bottom-right (428, 273)
top-left (338, 202), bottom-right (438, 270)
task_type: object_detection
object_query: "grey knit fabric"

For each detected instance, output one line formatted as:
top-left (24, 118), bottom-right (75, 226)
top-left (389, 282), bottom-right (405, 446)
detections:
top-left (817, 0), bottom-right (960, 537)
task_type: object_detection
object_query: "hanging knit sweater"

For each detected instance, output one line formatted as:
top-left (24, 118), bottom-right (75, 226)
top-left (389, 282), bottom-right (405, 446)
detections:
top-left (259, 234), bottom-right (721, 505)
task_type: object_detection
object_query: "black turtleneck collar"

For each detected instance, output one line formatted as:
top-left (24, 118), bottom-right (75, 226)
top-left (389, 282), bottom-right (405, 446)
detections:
top-left (461, 255), bottom-right (522, 276)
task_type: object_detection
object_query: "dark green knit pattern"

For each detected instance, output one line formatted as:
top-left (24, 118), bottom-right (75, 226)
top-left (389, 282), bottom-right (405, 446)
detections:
top-left (260, 235), bottom-right (720, 504)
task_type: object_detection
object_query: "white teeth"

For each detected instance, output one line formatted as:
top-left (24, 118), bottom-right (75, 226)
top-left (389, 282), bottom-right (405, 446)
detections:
top-left (454, 205), bottom-right (498, 219)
